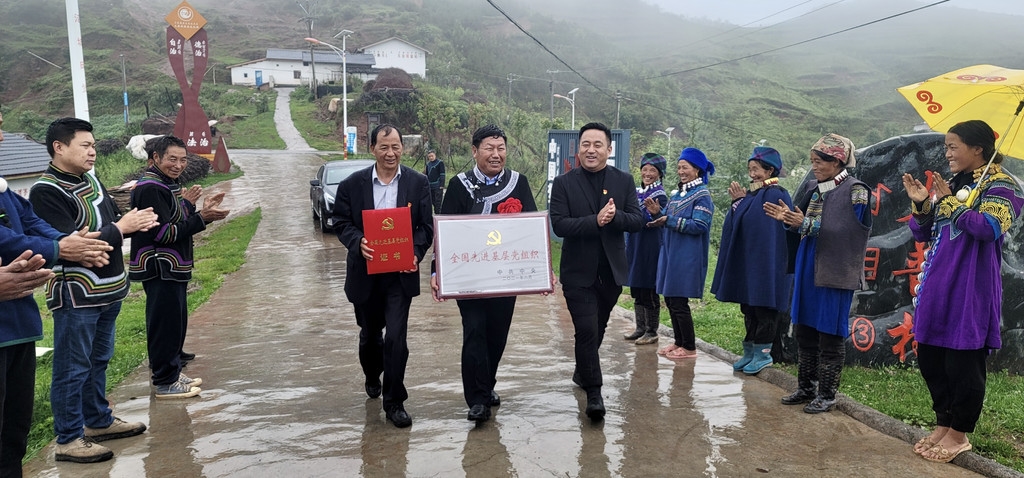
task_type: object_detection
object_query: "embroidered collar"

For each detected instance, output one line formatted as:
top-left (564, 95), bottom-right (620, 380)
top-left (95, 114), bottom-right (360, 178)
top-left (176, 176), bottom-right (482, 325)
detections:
top-left (816, 169), bottom-right (849, 194)
top-left (639, 180), bottom-right (662, 193)
top-left (973, 163), bottom-right (1002, 182)
top-left (472, 166), bottom-right (505, 186)
top-left (47, 162), bottom-right (88, 182)
top-left (677, 177), bottom-right (704, 194)
top-left (749, 177), bottom-right (779, 192)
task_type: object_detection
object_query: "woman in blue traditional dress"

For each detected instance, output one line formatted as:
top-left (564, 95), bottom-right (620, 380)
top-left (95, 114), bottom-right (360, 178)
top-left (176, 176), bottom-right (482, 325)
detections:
top-left (624, 153), bottom-right (668, 345)
top-left (711, 146), bottom-right (793, 375)
top-left (764, 134), bottom-right (871, 414)
top-left (903, 120), bottom-right (1024, 463)
top-left (650, 148), bottom-right (714, 360)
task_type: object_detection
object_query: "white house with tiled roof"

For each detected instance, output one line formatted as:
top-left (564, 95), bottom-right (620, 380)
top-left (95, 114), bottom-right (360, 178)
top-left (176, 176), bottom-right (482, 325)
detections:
top-left (0, 132), bottom-right (51, 198)
top-left (360, 37), bottom-right (431, 78)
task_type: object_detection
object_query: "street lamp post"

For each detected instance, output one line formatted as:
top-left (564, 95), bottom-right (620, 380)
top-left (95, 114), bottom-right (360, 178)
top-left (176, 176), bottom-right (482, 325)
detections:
top-left (552, 87), bottom-right (579, 129)
top-left (655, 127), bottom-right (676, 156)
top-left (306, 32), bottom-right (354, 156)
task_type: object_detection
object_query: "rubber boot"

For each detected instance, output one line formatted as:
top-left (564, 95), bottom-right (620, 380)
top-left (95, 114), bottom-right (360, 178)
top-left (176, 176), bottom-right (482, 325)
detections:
top-left (743, 343), bottom-right (774, 375)
top-left (804, 361), bottom-right (842, 414)
top-left (781, 350), bottom-right (818, 405)
top-left (635, 305), bottom-right (660, 345)
top-left (732, 342), bottom-right (754, 371)
top-left (624, 307), bottom-right (645, 341)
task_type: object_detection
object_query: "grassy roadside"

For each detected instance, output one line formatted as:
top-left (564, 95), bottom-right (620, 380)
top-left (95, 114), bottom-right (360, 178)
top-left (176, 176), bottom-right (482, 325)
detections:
top-left (27, 208), bottom-right (262, 462)
top-left (614, 247), bottom-right (1024, 473)
top-left (289, 89), bottom-right (347, 152)
top-left (218, 110), bottom-right (286, 150)
top-left (216, 90), bottom-right (286, 150)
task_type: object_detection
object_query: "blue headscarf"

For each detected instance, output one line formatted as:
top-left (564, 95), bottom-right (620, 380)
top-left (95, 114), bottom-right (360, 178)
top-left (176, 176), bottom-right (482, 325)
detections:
top-left (678, 147), bottom-right (715, 184)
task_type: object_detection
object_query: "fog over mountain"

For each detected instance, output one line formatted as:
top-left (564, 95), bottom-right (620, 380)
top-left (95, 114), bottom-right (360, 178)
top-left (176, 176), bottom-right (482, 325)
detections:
top-left (642, 0), bottom-right (1024, 25)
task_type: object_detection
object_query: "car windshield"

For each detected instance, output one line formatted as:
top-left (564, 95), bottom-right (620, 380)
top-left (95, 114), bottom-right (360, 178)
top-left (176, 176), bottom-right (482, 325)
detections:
top-left (325, 166), bottom-right (359, 186)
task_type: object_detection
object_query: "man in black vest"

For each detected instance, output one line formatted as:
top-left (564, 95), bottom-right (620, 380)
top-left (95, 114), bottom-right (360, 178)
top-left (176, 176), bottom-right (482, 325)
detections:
top-left (550, 122), bottom-right (644, 420)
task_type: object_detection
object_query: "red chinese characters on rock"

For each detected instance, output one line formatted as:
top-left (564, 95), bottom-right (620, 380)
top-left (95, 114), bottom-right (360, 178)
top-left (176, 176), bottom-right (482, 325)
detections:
top-left (893, 242), bottom-right (929, 297)
top-left (887, 311), bottom-right (918, 362)
top-left (497, 198), bottom-right (523, 214)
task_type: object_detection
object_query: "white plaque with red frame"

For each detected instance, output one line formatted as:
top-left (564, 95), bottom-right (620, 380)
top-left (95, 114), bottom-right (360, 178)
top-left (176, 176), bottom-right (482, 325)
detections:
top-left (434, 211), bottom-right (553, 299)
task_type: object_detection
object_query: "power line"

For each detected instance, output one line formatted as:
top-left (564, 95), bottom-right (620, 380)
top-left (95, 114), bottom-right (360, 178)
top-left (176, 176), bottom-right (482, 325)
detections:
top-left (677, 0), bottom-right (825, 50)
top-left (641, 0), bottom-right (950, 80)
top-left (716, 0), bottom-right (846, 47)
top-left (484, 0), bottom-right (609, 98)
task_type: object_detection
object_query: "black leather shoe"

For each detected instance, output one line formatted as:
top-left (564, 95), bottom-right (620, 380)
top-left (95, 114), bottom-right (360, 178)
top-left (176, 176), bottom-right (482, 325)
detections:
top-left (467, 404), bottom-right (491, 422)
top-left (385, 405), bottom-right (412, 428)
top-left (365, 378), bottom-right (382, 399)
top-left (489, 390), bottom-right (500, 407)
top-left (179, 352), bottom-right (196, 362)
top-left (585, 394), bottom-right (605, 421)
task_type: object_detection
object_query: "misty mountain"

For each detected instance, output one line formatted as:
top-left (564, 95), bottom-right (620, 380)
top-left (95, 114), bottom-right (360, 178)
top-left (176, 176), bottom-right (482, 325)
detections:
top-left (2, 0), bottom-right (1022, 165)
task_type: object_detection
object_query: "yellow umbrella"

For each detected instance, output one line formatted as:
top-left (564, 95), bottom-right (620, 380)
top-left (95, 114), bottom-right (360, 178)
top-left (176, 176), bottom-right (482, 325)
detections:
top-left (898, 64), bottom-right (1024, 205)
top-left (898, 64), bottom-right (1024, 158)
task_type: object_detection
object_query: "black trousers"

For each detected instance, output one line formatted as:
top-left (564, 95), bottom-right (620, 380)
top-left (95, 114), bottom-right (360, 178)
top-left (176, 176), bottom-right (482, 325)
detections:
top-left (665, 297), bottom-right (695, 350)
top-left (429, 187), bottom-right (443, 214)
top-left (143, 279), bottom-right (188, 386)
top-left (457, 296), bottom-right (516, 407)
top-left (563, 274), bottom-right (620, 391)
top-left (630, 287), bottom-right (659, 309)
top-left (917, 343), bottom-right (988, 433)
top-left (740, 304), bottom-right (779, 344)
top-left (353, 273), bottom-right (412, 408)
top-left (794, 323), bottom-right (845, 364)
top-left (0, 342), bottom-right (34, 478)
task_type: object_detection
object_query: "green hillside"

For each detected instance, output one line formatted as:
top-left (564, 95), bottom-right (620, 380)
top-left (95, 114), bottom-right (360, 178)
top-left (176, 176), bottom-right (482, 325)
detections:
top-left (3, 0), bottom-right (1023, 182)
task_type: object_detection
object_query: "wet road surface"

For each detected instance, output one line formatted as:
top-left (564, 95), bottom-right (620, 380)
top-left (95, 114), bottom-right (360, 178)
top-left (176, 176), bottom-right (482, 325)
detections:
top-left (22, 89), bottom-right (985, 477)
top-left (22, 146), bottom-right (980, 477)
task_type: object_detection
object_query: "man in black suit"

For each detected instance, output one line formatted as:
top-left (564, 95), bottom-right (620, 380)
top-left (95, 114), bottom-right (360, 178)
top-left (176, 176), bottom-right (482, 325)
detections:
top-left (550, 122), bottom-right (644, 421)
top-left (332, 124), bottom-right (434, 428)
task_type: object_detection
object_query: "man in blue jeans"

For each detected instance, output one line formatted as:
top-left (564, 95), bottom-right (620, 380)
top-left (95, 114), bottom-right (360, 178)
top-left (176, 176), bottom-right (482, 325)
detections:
top-left (30, 118), bottom-right (158, 463)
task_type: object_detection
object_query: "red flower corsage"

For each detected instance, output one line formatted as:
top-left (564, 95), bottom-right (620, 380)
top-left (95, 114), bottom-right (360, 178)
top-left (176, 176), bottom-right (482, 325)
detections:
top-left (497, 198), bottom-right (523, 214)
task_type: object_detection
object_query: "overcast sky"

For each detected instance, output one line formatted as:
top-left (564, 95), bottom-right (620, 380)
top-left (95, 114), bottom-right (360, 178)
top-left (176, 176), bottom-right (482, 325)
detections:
top-left (642, 0), bottom-right (1024, 26)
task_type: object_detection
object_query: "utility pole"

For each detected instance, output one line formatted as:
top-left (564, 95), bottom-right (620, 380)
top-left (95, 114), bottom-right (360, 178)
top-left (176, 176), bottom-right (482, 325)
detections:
top-left (614, 90), bottom-right (632, 129)
top-left (615, 90), bottom-right (622, 129)
top-left (546, 69), bottom-right (561, 122)
top-left (297, 0), bottom-right (318, 99)
top-left (506, 73), bottom-right (519, 126)
top-left (66, 0), bottom-right (89, 120)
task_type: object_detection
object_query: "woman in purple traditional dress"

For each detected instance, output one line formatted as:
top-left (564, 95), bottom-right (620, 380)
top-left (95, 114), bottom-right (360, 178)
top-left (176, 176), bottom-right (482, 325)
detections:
top-left (903, 120), bottom-right (1024, 463)
top-left (624, 153), bottom-right (668, 345)
top-left (764, 134), bottom-right (871, 414)
top-left (711, 146), bottom-right (793, 375)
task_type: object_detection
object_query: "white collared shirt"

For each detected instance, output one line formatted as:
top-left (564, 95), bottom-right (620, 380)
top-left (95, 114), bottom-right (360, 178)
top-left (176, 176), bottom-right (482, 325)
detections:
top-left (371, 165), bottom-right (402, 209)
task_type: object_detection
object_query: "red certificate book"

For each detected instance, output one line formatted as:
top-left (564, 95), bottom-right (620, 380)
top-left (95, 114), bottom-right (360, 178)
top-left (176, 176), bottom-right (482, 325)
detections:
top-left (362, 206), bottom-right (415, 274)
